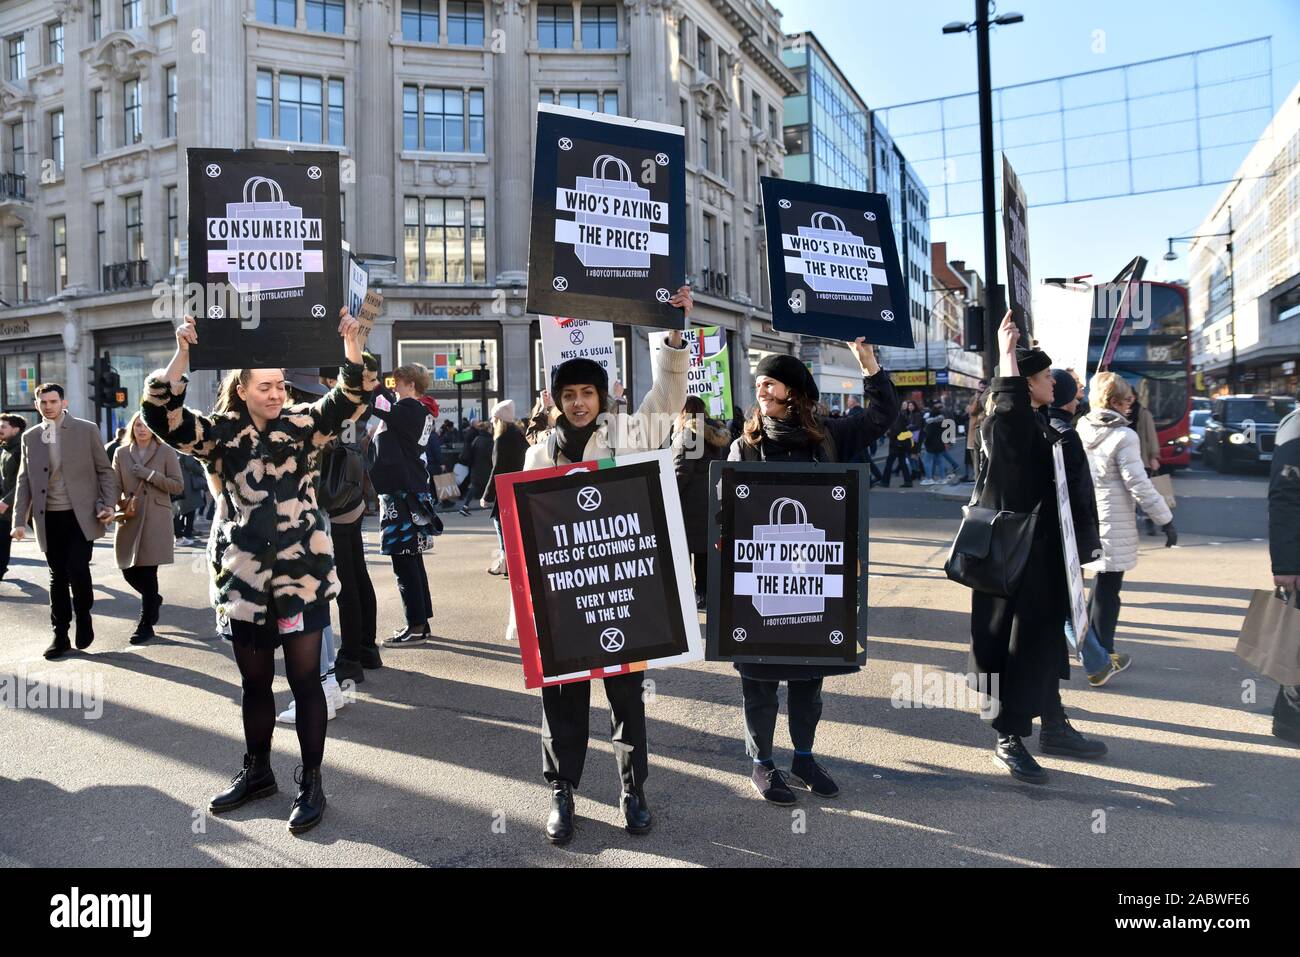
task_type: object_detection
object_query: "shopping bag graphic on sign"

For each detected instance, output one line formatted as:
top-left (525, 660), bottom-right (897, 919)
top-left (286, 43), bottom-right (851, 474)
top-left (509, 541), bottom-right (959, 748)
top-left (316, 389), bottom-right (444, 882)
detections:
top-left (744, 497), bottom-right (837, 617)
top-left (783, 211), bottom-right (883, 296)
top-left (220, 176), bottom-right (307, 292)
top-left (568, 155), bottom-right (655, 269)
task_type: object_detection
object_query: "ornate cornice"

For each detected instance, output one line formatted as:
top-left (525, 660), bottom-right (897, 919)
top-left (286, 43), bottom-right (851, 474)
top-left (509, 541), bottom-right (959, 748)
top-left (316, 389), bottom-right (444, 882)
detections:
top-left (52, 0), bottom-right (83, 22)
top-left (0, 80), bottom-right (36, 114)
top-left (89, 32), bottom-right (158, 84)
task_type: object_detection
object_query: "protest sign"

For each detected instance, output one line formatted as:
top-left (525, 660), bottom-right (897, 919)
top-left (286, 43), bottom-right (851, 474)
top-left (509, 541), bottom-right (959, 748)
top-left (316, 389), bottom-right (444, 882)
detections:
top-left (347, 252), bottom-right (367, 319)
top-left (497, 450), bottom-right (702, 688)
top-left (761, 176), bottom-right (911, 348)
top-left (707, 461), bottom-right (868, 666)
top-left (527, 104), bottom-right (686, 330)
top-left (1053, 443), bottom-right (1090, 652)
top-left (1002, 154), bottom-right (1034, 338)
top-left (538, 315), bottom-right (617, 390)
top-left (649, 325), bottom-right (733, 419)
top-left (187, 148), bottom-right (342, 370)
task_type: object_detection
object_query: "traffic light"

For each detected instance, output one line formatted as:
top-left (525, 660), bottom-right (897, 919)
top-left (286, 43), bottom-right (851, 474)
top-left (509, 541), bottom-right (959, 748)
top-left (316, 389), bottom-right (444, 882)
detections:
top-left (110, 385), bottom-right (128, 408)
top-left (963, 305), bottom-right (985, 353)
top-left (88, 353), bottom-right (123, 407)
top-left (452, 369), bottom-right (487, 384)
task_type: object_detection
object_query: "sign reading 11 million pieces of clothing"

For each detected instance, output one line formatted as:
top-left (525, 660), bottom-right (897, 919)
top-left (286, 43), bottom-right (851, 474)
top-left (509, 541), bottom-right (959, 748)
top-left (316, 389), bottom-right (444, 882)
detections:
top-left (527, 104), bottom-right (686, 330)
top-left (187, 148), bottom-right (343, 370)
top-left (760, 176), bottom-right (912, 348)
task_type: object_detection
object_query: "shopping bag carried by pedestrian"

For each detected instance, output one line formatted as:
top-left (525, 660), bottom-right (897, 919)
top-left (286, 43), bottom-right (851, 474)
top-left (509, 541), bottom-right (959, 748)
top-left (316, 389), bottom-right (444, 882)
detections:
top-left (793, 211), bottom-right (877, 295)
top-left (226, 175), bottom-right (304, 292)
top-left (944, 445), bottom-right (1040, 597)
top-left (750, 497), bottom-right (827, 616)
top-left (573, 155), bottom-right (655, 269)
top-left (1150, 473), bottom-right (1176, 510)
top-left (432, 471), bottom-right (460, 503)
top-left (1235, 588), bottom-right (1300, 685)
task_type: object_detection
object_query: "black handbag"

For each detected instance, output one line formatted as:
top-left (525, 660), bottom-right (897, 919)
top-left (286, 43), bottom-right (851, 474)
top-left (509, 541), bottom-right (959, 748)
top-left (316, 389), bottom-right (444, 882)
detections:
top-left (944, 443), bottom-right (1040, 597)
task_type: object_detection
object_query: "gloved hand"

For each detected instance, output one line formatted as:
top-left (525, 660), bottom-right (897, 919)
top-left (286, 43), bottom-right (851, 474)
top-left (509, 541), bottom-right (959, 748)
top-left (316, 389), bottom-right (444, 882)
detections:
top-left (131, 463), bottom-right (151, 480)
top-left (1161, 521), bottom-right (1178, 547)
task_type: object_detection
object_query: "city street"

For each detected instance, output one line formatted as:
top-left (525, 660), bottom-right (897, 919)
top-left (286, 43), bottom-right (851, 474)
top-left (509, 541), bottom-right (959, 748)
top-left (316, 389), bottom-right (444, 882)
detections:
top-left (1, 464), bottom-right (1294, 868)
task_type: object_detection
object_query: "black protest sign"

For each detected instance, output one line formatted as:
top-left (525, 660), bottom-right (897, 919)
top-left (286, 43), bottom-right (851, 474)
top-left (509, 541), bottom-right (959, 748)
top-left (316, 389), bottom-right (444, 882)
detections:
top-left (527, 104), bottom-right (686, 330)
top-left (1002, 154), bottom-right (1033, 337)
top-left (707, 462), bottom-right (868, 666)
top-left (761, 177), bottom-right (912, 348)
top-left (187, 148), bottom-right (343, 370)
top-left (516, 460), bottom-right (692, 677)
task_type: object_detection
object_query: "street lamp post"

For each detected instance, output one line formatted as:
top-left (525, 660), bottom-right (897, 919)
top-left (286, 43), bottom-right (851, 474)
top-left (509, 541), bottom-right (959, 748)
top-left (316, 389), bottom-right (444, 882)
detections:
top-left (1165, 208), bottom-right (1236, 393)
top-left (926, 285), bottom-right (969, 394)
top-left (479, 339), bottom-right (488, 420)
top-left (944, 3), bottom-right (1022, 381)
top-left (454, 352), bottom-right (463, 428)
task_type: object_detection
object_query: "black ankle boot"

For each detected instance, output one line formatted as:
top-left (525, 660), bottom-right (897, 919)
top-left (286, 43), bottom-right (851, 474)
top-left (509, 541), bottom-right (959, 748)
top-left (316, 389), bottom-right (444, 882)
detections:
top-left (546, 781), bottom-right (575, 845)
top-left (288, 766), bottom-right (326, 834)
top-left (1040, 714), bottom-right (1108, 759)
top-left (620, 788), bottom-right (653, 835)
top-left (147, 593), bottom-right (163, 627)
top-left (994, 735), bottom-right (1049, 784)
top-left (209, 752), bottom-right (277, 813)
top-left (129, 604), bottom-right (154, 645)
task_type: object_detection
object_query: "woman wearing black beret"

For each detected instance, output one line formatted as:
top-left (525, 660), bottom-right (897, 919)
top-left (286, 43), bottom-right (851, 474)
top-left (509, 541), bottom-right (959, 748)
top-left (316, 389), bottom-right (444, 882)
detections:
top-left (727, 337), bottom-right (898, 804)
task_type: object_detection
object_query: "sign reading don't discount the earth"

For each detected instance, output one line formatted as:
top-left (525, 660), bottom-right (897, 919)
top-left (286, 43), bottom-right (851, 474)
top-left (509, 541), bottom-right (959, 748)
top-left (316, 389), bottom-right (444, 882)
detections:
top-left (527, 104), bottom-right (686, 331)
top-left (187, 148), bottom-right (343, 370)
top-left (497, 450), bottom-right (702, 688)
top-left (707, 461), bottom-right (869, 666)
top-left (761, 176), bottom-right (911, 348)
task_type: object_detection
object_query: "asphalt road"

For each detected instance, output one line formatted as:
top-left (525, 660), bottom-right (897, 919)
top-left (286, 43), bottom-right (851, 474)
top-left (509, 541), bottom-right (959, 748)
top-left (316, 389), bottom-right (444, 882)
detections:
top-left (0, 466), bottom-right (1295, 868)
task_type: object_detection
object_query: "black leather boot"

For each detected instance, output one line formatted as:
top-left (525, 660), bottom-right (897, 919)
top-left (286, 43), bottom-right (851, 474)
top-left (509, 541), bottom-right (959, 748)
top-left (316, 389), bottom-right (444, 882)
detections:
top-left (620, 788), bottom-right (653, 835)
top-left (209, 752), bottom-right (277, 813)
top-left (147, 592), bottom-right (164, 627)
top-left (1040, 714), bottom-right (1108, 759)
top-left (545, 781), bottom-right (575, 845)
top-left (288, 766), bottom-right (326, 835)
top-left (44, 635), bottom-right (71, 660)
top-left (994, 735), bottom-right (1049, 784)
top-left (129, 604), bottom-right (154, 645)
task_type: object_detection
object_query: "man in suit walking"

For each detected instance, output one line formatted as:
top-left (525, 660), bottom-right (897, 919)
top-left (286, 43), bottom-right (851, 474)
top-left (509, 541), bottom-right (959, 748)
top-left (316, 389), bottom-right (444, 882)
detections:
top-left (11, 383), bottom-right (118, 659)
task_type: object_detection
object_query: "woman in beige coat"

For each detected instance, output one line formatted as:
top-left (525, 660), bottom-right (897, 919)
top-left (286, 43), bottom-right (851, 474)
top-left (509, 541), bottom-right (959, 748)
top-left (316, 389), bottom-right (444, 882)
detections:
top-left (112, 411), bottom-right (182, 644)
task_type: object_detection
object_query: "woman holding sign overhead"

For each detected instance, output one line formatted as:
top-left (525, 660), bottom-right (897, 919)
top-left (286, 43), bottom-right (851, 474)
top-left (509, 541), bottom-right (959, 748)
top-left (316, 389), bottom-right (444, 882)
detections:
top-left (142, 310), bottom-right (368, 836)
top-left (524, 286), bottom-right (693, 846)
top-left (726, 338), bottom-right (897, 805)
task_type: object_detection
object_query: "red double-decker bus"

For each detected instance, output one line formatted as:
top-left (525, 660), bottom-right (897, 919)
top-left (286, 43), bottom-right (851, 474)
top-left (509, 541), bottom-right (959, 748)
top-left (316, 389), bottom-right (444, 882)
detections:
top-left (1089, 280), bottom-right (1193, 469)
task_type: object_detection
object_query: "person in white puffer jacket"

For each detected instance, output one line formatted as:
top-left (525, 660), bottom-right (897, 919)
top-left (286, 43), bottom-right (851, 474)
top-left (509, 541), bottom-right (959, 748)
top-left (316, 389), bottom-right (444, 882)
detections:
top-left (1077, 371), bottom-right (1177, 686)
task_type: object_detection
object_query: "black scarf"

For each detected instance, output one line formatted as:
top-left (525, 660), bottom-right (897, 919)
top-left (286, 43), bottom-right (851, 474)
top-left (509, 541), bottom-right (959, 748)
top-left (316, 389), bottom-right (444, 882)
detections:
top-left (555, 414), bottom-right (599, 464)
top-left (760, 414), bottom-right (816, 454)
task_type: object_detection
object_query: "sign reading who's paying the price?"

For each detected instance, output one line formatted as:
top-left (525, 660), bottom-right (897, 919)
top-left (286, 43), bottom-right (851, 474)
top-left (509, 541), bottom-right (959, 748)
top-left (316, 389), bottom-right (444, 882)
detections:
top-left (761, 176), bottom-right (912, 348)
top-left (527, 104), bottom-right (686, 331)
top-left (187, 148), bottom-right (343, 370)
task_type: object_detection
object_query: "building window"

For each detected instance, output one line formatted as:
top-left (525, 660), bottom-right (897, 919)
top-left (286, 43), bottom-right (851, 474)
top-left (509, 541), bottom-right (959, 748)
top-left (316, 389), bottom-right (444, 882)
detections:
top-left (701, 212), bottom-right (714, 274)
top-left (122, 0), bottom-right (142, 29)
top-left (275, 73), bottom-right (344, 145)
top-left (447, 1), bottom-right (485, 45)
top-left (414, 88), bottom-right (483, 153)
top-left (50, 110), bottom-right (64, 174)
top-left (405, 196), bottom-right (487, 283)
top-left (676, 15), bottom-right (687, 56)
top-left (538, 4), bottom-right (574, 49)
top-left (92, 89), bottom-right (105, 154)
top-left (697, 30), bottom-right (711, 75)
top-left (339, 190), bottom-right (346, 243)
top-left (768, 105), bottom-right (778, 140)
top-left (125, 194), bottom-right (144, 262)
top-left (95, 202), bottom-right (106, 280)
top-left (403, 85), bottom-right (419, 150)
top-left (551, 89), bottom-right (621, 116)
top-left (257, 0), bottom-right (295, 25)
top-left (603, 91), bottom-right (619, 115)
top-left (698, 112), bottom-right (711, 171)
top-left (256, 69), bottom-right (273, 139)
top-left (13, 227), bottom-right (28, 301)
top-left (166, 185), bottom-right (179, 272)
top-left (719, 126), bottom-right (728, 178)
top-left (306, 0), bottom-right (345, 33)
top-left (9, 122), bottom-right (23, 175)
top-left (741, 147), bottom-right (750, 200)
top-left (165, 66), bottom-right (177, 137)
top-left (8, 35), bottom-right (25, 81)
top-left (123, 79), bottom-right (143, 145)
top-left (581, 4), bottom-right (617, 48)
top-left (91, 1), bottom-right (102, 41)
top-left (751, 91), bottom-right (761, 127)
top-left (52, 217), bottom-right (67, 292)
top-left (401, 0), bottom-right (438, 42)
top-left (47, 22), bottom-right (63, 65)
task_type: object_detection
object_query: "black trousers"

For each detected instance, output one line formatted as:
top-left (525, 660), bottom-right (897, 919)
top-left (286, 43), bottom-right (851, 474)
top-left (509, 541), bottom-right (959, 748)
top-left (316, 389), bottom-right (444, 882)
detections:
top-left (391, 553), bottom-right (431, 626)
top-left (332, 517), bottom-right (377, 656)
top-left (173, 510), bottom-right (195, 538)
top-left (0, 518), bottom-right (10, 578)
top-left (741, 677), bottom-right (824, 760)
top-left (881, 448), bottom-right (912, 484)
top-left (45, 509), bottom-right (94, 638)
top-left (122, 565), bottom-right (159, 602)
top-left (541, 671), bottom-right (647, 792)
top-left (691, 551), bottom-right (707, 598)
top-left (1088, 570), bottom-right (1125, 653)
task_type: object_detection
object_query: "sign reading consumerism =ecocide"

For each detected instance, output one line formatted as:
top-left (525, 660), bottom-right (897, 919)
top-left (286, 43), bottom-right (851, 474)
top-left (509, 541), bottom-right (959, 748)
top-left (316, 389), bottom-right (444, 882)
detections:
top-left (707, 461), bottom-right (869, 667)
top-left (527, 104), bottom-right (686, 330)
top-left (496, 450), bottom-right (702, 688)
top-left (186, 148), bottom-right (343, 370)
top-left (760, 176), bottom-right (912, 348)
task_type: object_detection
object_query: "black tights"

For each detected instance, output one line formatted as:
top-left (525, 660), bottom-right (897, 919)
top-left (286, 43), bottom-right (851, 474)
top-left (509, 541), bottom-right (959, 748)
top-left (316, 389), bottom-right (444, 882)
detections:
top-left (232, 632), bottom-right (326, 771)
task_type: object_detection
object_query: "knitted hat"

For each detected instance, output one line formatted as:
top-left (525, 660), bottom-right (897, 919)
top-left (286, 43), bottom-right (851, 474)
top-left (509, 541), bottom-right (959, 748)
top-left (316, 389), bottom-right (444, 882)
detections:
top-left (755, 353), bottom-right (819, 401)
top-left (491, 398), bottom-right (516, 422)
top-left (1050, 369), bottom-right (1079, 409)
top-left (550, 357), bottom-right (608, 398)
top-left (1016, 347), bottom-right (1052, 378)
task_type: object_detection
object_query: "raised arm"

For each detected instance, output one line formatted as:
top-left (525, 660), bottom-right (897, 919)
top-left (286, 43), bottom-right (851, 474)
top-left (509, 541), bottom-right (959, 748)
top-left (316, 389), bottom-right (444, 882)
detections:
top-left (143, 315), bottom-right (222, 460)
top-left (825, 340), bottom-right (898, 458)
top-left (304, 310), bottom-right (367, 444)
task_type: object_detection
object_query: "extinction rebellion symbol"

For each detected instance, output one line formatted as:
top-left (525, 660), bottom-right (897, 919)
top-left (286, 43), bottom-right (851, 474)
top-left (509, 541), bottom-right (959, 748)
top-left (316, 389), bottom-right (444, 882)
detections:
top-left (600, 628), bottom-right (625, 652)
top-left (735, 484), bottom-right (750, 499)
top-left (829, 630), bottom-right (844, 645)
top-left (205, 164), bottom-right (221, 178)
top-left (553, 276), bottom-right (569, 292)
top-left (569, 329), bottom-right (585, 345)
top-left (832, 486), bottom-right (846, 501)
top-left (732, 628), bottom-right (747, 642)
top-left (307, 166), bottom-right (322, 180)
top-left (558, 138), bottom-right (573, 151)
top-left (655, 288), bottom-right (671, 303)
top-left (577, 486), bottom-right (601, 511)
top-left (311, 304), bottom-right (326, 318)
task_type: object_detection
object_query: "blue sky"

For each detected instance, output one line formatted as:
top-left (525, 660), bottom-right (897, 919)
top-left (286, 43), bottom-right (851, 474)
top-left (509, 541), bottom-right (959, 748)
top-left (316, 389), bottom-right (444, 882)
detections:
top-left (776, 0), bottom-right (1300, 289)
